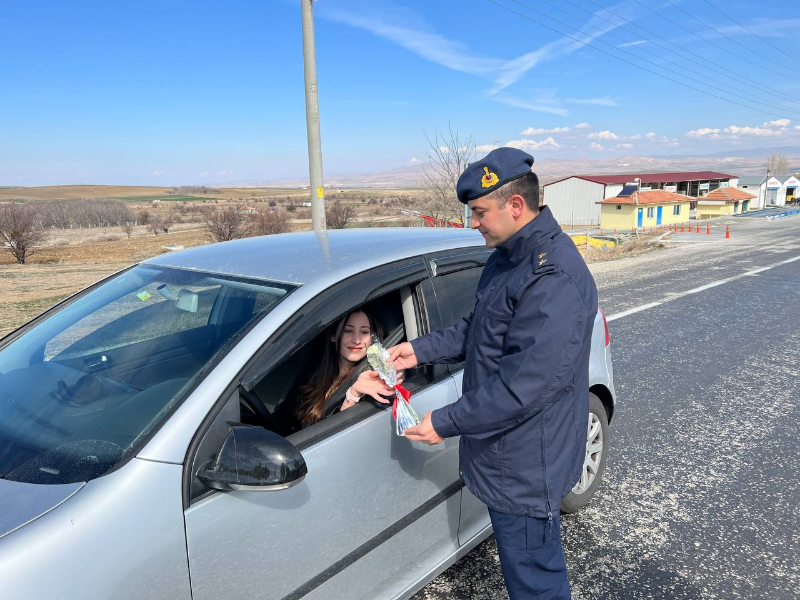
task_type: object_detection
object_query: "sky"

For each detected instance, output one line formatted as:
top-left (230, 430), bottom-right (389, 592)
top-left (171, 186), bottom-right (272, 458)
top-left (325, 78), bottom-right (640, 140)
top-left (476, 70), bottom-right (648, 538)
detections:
top-left (1, 0), bottom-right (800, 186)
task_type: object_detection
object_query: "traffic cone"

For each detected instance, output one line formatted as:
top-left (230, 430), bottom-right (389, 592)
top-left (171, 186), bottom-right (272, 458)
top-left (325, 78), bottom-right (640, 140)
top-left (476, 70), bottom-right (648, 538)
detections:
top-left (726, 225), bottom-right (730, 239)
top-left (680, 223), bottom-right (685, 233)
top-left (706, 222), bottom-right (710, 235)
top-left (649, 226), bottom-right (653, 234)
top-left (696, 222), bottom-right (700, 233)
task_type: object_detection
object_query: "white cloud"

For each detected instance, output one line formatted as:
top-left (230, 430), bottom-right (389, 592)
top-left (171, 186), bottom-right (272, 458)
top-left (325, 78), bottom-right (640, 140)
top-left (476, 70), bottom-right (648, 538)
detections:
top-left (475, 144), bottom-right (497, 154)
top-left (645, 132), bottom-right (657, 138)
top-left (686, 128), bottom-right (721, 138)
top-left (590, 142), bottom-right (604, 151)
top-left (764, 119), bottom-right (790, 127)
top-left (629, 134), bottom-right (641, 140)
top-left (796, 125), bottom-right (800, 130)
top-left (520, 126), bottom-right (570, 135)
top-left (216, 170), bottom-right (234, 176)
top-left (658, 136), bottom-right (670, 142)
top-left (152, 170), bottom-right (166, 176)
top-left (505, 136), bottom-right (560, 151)
top-left (725, 125), bottom-right (781, 137)
top-left (588, 130), bottom-right (619, 140)
top-left (574, 122), bottom-right (593, 129)
top-left (616, 143), bottom-right (634, 149)
top-left (491, 92), bottom-right (569, 116)
top-left (407, 157), bottom-right (421, 165)
top-left (566, 96), bottom-right (619, 107)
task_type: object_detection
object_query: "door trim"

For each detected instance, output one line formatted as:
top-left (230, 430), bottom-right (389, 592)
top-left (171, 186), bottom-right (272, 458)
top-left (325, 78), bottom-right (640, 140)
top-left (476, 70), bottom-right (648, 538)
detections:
top-left (278, 480), bottom-right (464, 600)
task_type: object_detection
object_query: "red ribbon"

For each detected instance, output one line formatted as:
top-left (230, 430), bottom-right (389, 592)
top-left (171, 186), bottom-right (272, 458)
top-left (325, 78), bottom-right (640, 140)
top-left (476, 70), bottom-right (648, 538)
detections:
top-left (391, 383), bottom-right (412, 419)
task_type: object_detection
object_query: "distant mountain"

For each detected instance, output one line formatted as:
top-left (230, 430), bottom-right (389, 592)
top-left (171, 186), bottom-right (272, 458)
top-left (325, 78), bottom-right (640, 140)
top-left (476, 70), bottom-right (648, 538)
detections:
top-left (252, 148), bottom-right (800, 188)
top-left (649, 146), bottom-right (800, 160)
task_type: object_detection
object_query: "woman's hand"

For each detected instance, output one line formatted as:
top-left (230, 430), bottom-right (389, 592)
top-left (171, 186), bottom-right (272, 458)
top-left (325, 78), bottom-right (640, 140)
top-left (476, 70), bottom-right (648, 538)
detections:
top-left (351, 370), bottom-right (402, 404)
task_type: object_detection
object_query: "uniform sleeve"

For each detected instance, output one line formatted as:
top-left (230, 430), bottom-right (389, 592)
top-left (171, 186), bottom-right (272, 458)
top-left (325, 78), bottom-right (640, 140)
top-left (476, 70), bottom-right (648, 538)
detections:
top-left (409, 312), bottom-right (472, 366)
top-left (431, 271), bottom-right (592, 440)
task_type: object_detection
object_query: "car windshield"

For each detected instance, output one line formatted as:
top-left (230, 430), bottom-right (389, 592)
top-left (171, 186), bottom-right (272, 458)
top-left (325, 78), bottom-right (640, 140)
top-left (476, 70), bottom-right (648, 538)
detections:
top-left (0, 264), bottom-right (296, 485)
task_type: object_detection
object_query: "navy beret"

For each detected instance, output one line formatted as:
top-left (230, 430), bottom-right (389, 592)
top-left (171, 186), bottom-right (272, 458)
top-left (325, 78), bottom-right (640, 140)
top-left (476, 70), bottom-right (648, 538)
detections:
top-left (456, 147), bottom-right (534, 204)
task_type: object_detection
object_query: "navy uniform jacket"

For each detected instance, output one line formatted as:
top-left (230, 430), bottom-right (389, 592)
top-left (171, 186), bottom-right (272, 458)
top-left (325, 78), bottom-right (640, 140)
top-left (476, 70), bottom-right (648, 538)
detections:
top-left (411, 206), bottom-right (598, 518)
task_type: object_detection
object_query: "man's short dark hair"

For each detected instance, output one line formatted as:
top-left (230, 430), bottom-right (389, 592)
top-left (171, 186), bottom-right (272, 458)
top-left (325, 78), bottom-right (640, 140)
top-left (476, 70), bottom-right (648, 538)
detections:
top-left (493, 171), bottom-right (540, 212)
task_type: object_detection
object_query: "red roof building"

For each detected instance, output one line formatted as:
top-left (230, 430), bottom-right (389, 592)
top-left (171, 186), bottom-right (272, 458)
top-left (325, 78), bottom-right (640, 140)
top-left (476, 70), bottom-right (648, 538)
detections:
top-left (543, 170), bottom-right (740, 226)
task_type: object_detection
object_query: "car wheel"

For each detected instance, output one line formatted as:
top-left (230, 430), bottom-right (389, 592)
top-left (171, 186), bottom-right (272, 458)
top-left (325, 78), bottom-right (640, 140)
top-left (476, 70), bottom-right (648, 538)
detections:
top-left (561, 392), bottom-right (609, 514)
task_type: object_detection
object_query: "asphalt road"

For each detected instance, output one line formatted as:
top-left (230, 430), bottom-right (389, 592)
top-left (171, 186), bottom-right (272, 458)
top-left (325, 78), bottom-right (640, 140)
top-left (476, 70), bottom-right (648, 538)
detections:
top-left (415, 215), bottom-right (800, 599)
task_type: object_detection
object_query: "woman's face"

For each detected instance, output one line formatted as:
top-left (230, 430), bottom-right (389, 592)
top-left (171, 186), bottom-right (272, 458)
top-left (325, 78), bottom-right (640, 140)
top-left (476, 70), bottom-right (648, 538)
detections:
top-left (338, 311), bottom-right (372, 366)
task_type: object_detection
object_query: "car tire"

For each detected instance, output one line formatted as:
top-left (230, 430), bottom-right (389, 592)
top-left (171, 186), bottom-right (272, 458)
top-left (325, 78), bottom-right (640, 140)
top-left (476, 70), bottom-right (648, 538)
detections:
top-left (561, 392), bottom-right (609, 514)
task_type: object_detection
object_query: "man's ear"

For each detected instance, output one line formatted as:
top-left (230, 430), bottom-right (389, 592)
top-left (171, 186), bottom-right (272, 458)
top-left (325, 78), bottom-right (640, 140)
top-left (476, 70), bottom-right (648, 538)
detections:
top-left (508, 194), bottom-right (526, 218)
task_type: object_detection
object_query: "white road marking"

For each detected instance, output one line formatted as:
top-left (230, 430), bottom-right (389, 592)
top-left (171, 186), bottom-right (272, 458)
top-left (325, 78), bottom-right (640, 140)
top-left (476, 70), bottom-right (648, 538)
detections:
top-left (606, 254), bottom-right (800, 322)
top-left (606, 302), bottom-right (662, 322)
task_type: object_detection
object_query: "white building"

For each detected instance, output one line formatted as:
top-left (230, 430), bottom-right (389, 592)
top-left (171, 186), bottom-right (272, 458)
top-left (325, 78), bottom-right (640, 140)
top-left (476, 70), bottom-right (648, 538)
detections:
top-left (738, 175), bottom-right (799, 208)
top-left (543, 171), bottom-right (739, 226)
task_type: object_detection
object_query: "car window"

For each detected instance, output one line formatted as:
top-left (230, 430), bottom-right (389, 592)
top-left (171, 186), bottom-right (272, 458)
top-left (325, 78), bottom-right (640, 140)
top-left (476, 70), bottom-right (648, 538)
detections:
top-left (45, 286), bottom-right (219, 360)
top-left (244, 285), bottom-right (430, 440)
top-left (0, 265), bottom-right (296, 485)
top-left (432, 266), bottom-right (483, 328)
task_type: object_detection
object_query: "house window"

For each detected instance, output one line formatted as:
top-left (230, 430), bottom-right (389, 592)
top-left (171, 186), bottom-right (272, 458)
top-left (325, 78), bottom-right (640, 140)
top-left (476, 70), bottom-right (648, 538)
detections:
top-left (673, 205), bottom-right (681, 215)
top-left (616, 205), bottom-right (622, 210)
top-left (647, 207), bottom-right (654, 218)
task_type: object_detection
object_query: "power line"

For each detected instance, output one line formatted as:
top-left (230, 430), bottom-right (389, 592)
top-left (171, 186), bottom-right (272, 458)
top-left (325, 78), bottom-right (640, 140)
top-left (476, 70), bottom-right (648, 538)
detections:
top-left (662, 0), bottom-right (795, 71)
top-left (499, 0), bottom-right (800, 119)
top-left (700, 0), bottom-right (798, 63)
top-left (487, 0), bottom-right (794, 120)
top-left (581, 0), bottom-right (797, 103)
top-left (530, 0), bottom-right (797, 116)
top-left (632, 0), bottom-right (787, 77)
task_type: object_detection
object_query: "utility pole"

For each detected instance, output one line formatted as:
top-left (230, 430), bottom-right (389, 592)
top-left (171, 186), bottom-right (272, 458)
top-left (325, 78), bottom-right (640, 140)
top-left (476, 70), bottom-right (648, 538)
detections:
top-left (301, 0), bottom-right (326, 231)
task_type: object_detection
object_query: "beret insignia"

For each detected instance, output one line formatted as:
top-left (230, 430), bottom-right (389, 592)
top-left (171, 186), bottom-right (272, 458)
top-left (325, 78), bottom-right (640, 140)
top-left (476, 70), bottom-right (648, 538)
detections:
top-left (481, 166), bottom-right (499, 189)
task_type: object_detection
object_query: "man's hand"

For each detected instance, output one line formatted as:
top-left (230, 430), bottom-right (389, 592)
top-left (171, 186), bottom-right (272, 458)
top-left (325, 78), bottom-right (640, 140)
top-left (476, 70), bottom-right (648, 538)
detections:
top-left (403, 412), bottom-right (444, 445)
top-left (388, 342), bottom-right (418, 371)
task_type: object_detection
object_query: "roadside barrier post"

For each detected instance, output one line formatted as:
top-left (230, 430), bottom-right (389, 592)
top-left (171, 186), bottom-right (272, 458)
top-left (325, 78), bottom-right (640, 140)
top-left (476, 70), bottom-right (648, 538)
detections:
top-left (726, 225), bottom-right (730, 239)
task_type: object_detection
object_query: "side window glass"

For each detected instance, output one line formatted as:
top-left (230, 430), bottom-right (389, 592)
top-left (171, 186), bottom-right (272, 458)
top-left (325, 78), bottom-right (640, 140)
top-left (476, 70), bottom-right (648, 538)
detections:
top-left (432, 267), bottom-right (484, 328)
top-left (243, 284), bottom-right (432, 441)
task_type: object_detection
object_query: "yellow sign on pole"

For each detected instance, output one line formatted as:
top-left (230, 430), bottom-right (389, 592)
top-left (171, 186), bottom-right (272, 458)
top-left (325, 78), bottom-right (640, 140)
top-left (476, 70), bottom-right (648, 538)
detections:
top-left (317, 186), bottom-right (324, 199)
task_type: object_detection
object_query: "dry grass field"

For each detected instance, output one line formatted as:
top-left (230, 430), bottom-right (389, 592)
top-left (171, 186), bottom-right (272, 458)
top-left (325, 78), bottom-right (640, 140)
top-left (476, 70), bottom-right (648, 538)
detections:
top-left (0, 185), bottom-right (427, 336)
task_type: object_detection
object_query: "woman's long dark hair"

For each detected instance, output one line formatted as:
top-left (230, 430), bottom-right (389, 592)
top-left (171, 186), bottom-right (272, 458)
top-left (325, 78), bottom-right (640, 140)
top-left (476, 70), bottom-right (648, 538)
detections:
top-left (295, 309), bottom-right (383, 424)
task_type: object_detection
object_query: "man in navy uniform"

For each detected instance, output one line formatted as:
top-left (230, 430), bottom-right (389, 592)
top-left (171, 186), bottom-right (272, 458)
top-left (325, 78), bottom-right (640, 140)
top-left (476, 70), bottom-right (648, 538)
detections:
top-left (390, 147), bottom-right (598, 599)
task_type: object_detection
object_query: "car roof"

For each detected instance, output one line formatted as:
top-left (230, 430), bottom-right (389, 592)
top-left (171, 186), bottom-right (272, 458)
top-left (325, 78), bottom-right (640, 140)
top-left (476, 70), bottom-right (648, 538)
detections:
top-left (145, 227), bottom-right (486, 285)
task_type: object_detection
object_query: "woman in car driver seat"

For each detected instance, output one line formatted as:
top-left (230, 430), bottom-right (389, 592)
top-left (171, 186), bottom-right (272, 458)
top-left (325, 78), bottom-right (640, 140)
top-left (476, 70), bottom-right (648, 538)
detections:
top-left (270, 309), bottom-right (398, 436)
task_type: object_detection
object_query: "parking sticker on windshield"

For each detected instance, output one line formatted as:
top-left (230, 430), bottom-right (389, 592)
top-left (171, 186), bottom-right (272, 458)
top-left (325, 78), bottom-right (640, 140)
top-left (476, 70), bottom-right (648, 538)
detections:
top-left (136, 291), bottom-right (152, 301)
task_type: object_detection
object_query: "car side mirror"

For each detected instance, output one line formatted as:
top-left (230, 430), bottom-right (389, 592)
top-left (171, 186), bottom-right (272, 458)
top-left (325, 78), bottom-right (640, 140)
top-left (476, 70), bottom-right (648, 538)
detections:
top-left (198, 424), bottom-right (307, 492)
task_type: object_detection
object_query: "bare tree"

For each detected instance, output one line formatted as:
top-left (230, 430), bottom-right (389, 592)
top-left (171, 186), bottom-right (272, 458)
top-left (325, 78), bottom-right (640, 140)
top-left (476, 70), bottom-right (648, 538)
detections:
top-left (0, 203), bottom-right (46, 264)
top-left (205, 207), bottom-right (248, 242)
top-left (768, 152), bottom-right (789, 176)
top-left (122, 222), bottom-right (134, 238)
top-left (421, 126), bottom-right (479, 227)
top-left (149, 219), bottom-right (164, 236)
top-left (326, 201), bottom-right (356, 229)
top-left (250, 210), bottom-right (291, 236)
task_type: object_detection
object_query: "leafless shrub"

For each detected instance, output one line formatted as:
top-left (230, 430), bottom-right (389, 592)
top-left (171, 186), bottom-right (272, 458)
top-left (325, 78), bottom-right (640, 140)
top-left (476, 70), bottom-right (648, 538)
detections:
top-left (205, 207), bottom-right (249, 243)
top-left (150, 219), bottom-right (164, 236)
top-left (37, 198), bottom-right (133, 228)
top-left (326, 201), bottom-right (356, 229)
top-left (768, 152), bottom-right (789, 177)
top-left (249, 210), bottom-right (291, 236)
top-left (422, 125), bottom-right (480, 227)
top-left (0, 203), bottom-right (47, 264)
top-left (122, 222), bottom-right (134, 238)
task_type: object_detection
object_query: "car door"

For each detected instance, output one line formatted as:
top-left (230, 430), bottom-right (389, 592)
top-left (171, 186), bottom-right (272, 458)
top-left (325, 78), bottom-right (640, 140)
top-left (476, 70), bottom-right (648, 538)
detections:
top-left (426, 249), bottom-right (494, 546)
top-left (183, 260), bottom-right (463, 600)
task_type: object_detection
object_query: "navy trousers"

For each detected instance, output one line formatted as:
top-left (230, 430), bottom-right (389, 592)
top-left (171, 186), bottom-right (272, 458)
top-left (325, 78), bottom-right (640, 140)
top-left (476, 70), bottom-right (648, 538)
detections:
top-left (488, 508), bottom-right (571, 600)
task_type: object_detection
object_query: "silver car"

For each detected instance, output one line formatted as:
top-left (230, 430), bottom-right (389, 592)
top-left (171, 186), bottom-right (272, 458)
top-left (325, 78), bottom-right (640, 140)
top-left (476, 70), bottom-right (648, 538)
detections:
top-left (0, 228), bottom-right (616, 600)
